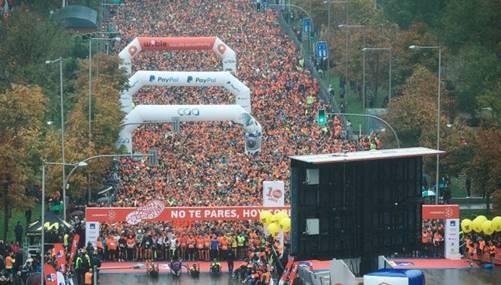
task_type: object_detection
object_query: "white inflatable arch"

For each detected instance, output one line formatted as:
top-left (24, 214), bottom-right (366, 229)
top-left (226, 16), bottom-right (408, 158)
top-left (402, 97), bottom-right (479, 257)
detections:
top-left (119, 36), bottom-right (237, 74)
top-left (118, 105), bottom-right (262, 154)
top-left (121, 71), bottom-right (251, 113)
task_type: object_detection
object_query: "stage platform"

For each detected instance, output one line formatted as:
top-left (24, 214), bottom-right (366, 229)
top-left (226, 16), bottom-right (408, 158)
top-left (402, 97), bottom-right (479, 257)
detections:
top-left (388, 258), bottom-right (479, 269)
top-left (100, 259), bottom-right (331, 274)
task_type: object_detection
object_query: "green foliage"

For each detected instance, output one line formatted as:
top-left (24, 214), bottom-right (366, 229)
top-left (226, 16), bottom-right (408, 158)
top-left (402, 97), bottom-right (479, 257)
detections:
top-left (447, 44), bottom-right (499, 113)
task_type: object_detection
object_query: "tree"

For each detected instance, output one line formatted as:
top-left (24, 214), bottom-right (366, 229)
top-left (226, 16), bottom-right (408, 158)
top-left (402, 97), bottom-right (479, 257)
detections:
top-left (446, 44), bottom-right (499, 113)
top-left (468, 127), bottom-right (501, 212)
top-left (43, 54), bottom-right (127, 201)
top-left (0, 84), bottom-right (47, 238)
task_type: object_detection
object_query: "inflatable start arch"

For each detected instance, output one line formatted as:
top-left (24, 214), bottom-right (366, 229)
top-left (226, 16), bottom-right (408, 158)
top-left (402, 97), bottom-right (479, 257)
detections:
top-left (121, 71), bottom-right (251, 113)
top-left (118, 105), bottom-right (262, 155)
top-left (119, 36), bottom-right (237, 74)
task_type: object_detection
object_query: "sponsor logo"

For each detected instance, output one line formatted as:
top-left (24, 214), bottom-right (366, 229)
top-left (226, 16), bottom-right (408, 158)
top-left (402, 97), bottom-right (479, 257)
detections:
top-left (128, 46), bottom-right (138, 57)
top-left (153, 76), bottom-right (180, 83)
top-left (90, 223), bottom-right (96, 230)
top-left (217, 43), bottom-right (227, 54)
top-left (126, 200), bottom-right (165, 225)
top-left (450, 220), bottom-right (456, 226)
top-left (144, 39), bottom-right (169, 48)
top-left (177, 108), bottom-right (200, 116)
top-left (226, 80), bottom-right (241, 92)
top-left (187, 76), bottom-right (216, 84)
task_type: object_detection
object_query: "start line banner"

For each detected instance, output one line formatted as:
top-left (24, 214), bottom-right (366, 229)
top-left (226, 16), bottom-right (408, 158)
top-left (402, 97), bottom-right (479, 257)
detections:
top-left (86, 205), bottom-right (290, 224)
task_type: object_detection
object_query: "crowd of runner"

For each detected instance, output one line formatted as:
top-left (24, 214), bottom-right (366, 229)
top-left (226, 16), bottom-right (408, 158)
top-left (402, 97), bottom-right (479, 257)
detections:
top-left (108, 0), bottom-right (380, 209)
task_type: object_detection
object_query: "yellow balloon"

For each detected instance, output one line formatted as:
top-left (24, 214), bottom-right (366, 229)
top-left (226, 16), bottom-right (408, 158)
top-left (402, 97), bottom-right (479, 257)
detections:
top-left (475, 215), bottom-right (487, 224)
top-left (267, 222), bottom-right (280, 236)
top-left (270, 213), bottom-right (281, 224)
top-left (279, 217), bottom-right (291, 232)
top-left (482, 220), bottom-right (494, 235)
top-left (461, 219), bottom-right (472, 233)
top-left (472, 219), bottom-right (483, 233)
top-left (492, 216), bottom-right (501, 232)
top-left (275, 211), bottom-right (289, 222)
top-left (260, 211), bottom-right (273, 225)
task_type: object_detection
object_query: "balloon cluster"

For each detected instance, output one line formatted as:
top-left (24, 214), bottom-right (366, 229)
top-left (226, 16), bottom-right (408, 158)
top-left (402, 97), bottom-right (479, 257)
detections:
top-left (461, 216), bottom-right (501, 235)
top-left (259, 210), bottom-right (291, 237)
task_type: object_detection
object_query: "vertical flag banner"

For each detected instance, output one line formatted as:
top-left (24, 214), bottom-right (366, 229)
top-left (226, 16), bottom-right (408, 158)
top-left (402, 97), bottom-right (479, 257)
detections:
top-left (422, 204), bottom-right (460, 259)
top-left (85, 222), bottom-right (100, 247)
top-left (53, 243), bottom-right (66, 272)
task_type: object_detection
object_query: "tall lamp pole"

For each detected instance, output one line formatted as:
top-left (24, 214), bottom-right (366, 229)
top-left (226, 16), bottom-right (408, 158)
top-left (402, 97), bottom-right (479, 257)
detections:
top-left (40, 161), bottom-right (86, 285)
top-left (338, 24), bottom-right (364, 109)
top-left (361, 47), bottom-right (392, 110)
top-left (409, 45), bottom-right (442, 204)
top-left (45, 57), bottom-right (67, 221)
top-left (88, 37), bottom-right (121, 144)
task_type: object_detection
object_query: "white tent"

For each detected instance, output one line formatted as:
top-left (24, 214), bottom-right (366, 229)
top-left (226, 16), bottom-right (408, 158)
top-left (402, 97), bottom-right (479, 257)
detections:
top-left (121, 71), bottom-right (251, 113)
top-left (118, 105), bottom-right (262, 154)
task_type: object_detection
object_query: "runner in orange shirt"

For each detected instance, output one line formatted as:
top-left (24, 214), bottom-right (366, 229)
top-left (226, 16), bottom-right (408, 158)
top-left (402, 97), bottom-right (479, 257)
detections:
top-left (187, 234), bottom-right (196, 261)
top-left (203, 234), bottom-right (211, 261)
top-left (178, 234), bottom-right (187, 261)
top-left (196, 235), bottom-right (204, 261)
top-left (220, 235), bottom-right (228, 261)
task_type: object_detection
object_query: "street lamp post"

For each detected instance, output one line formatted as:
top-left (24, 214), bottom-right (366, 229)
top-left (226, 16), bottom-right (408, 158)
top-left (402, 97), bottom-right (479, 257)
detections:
top-left (361, 47), bottom-right (392, 110)
top-left (324, 1), bottom-right (348, 82)
top-left (409, 44), bottom-right (442, 204)
top-left (40, 153), bottom-right (150, 281)
top-left (40, 160), bottom-right (86, 285)
top-left (45, 57), bottom-right (67, 221)
top-left (88, 37), bottom-right (121, 144)
top-left (338, 24), bottom-right (364, 109)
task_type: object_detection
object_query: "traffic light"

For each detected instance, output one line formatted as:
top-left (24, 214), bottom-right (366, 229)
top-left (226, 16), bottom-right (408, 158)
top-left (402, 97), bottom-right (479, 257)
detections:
top-left (317, 109), bottom-right (327, 127)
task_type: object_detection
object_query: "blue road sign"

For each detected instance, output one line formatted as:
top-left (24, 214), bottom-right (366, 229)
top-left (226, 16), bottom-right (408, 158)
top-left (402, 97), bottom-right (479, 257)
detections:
top-left (302, 17), bottom-right (312, 34)
top-left (315, 41), bottom-right (328, 59)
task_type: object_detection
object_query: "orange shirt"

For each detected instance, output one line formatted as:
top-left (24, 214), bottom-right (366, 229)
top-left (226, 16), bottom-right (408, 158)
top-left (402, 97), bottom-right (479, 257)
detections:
top-left (204, 236), bottom-right (211, 248)
top-left (196, 237), bottom-right (204, 249)
top-left (220, 237), bottom-right (228, 250)
top-left (107, 237), bottom-right (117, 250)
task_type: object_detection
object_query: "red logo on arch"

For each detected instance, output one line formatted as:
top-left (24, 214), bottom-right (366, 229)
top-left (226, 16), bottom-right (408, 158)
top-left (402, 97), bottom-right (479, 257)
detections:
top-left (128, 46), bottom-right (138, 57)
top-left (217, 44), bottom-right (227, 54)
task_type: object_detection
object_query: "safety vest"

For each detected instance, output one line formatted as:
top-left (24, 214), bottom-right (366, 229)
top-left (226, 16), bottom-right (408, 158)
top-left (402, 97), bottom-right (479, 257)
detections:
top-left (75, 257), bottom-right (83, 270)
top-left (237, 235), bottom-right (245, 247)
top-left (64, 234), bottom-right (69, 247)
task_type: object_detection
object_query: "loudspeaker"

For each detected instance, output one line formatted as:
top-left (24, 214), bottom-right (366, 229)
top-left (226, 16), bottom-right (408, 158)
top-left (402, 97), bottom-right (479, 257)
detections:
top-left (290, 155), bottom-right (422, 274)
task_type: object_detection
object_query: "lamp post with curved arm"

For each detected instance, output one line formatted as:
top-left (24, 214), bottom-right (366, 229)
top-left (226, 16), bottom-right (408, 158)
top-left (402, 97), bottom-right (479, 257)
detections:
top-left (409, 44), bottom-right (442, 204)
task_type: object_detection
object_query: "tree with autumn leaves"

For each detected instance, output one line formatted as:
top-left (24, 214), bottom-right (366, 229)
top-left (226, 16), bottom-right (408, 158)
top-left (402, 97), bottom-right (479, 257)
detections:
top-left (43, 54), bottom-right (127, 201)
top-left (0, 85), bottom-right (47, 238)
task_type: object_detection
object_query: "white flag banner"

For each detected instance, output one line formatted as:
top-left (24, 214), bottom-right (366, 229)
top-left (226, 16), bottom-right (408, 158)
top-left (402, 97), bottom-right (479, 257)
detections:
top-left (85, 222), bottom-right (100, 247)
top-left (263, 181), bottom-right (285, 207)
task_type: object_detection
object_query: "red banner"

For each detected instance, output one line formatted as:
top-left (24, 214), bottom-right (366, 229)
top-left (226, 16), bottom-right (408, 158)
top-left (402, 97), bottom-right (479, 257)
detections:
top-left (86, 205), bottom-right (290, 223)
top-left (422, 204), bottom-right (460, 219)
top-left (53, 243), bottom-right (66, 272)
top-left (69, 234), bottom-right (80, 270)
top-left (44, 263), bottom-right (57, 285)
top-left (138, 37), bottom-right (215, 51)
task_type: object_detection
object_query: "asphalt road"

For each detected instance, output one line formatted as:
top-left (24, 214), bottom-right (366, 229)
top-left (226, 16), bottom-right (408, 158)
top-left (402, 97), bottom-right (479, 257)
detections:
top-left (99, 268), bottom-right (501, 285)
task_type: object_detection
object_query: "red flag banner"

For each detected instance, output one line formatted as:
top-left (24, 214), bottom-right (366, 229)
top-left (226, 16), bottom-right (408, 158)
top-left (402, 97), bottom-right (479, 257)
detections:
top-left (86, 205), bottom-right (290, 224)
top-left (44, 263), bottom-right (57, 285)
top-left (53, 243), bottom-right (66, 272)
top-left (69, 234), bottom-right (80, 270)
